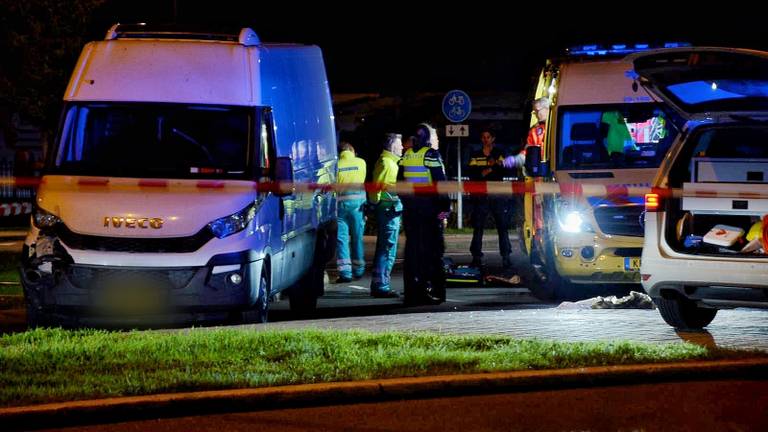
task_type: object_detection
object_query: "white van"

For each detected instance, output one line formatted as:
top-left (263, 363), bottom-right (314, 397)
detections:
top-left (21, 24), bottom-right (338, 326)
top-left (636, 47), bottom-right (768, 329)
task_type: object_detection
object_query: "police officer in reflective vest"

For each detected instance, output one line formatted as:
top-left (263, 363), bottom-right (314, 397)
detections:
top-left (336, 142), bottom-right (367, 283)
top-left (399, 123), bottom-right (450, 305)
top-left (368, 133), bottom-right (404, 298)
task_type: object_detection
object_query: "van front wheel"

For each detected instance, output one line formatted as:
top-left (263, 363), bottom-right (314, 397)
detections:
top-left (243, 268), bottom-right (270, 324)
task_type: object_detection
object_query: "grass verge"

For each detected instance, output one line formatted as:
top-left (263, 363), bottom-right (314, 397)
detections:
top-left (0, 283), bottom-right (22, 296)
top-left (0, 252), bottom-right (21, 296)
top-left (1, 327), bottom-right (761, 407)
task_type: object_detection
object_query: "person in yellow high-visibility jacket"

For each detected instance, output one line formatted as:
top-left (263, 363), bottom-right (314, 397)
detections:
top-left (335, 142), bottom-right (367, 283)
top-left (399, 123), bottom-right (450, 305)
top-left (368, 133), bottom-right (404, 298)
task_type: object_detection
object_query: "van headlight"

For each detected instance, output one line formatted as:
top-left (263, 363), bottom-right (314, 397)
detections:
top-left (33, 208), bottom-right (61, 229)
top-left (208, 204), bottom-right (256, 239)
top-left (559, 211), bottom-right (587, 233)
top-left (555, 199), bottom-right (592, 234)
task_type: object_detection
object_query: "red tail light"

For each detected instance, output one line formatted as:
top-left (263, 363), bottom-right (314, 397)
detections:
top-left (645, 193), bottom-right (660, 212)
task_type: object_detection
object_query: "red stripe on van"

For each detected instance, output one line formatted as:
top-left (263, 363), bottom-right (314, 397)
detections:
top-left (196, 181), bottom-right (225, 189)
top-left (77, 178), bottom-right (109, 186)
top-left (138, 180), bottom-right (169, 188)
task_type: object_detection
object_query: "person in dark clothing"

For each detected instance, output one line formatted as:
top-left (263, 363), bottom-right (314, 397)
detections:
top-left (467, 127), bottom-right (513, 269)
top-left (399, 123), bottom-right (450, 305)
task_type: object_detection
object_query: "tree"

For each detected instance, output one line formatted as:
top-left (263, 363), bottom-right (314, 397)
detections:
top-left (0, 0), bottom-right (106, 135)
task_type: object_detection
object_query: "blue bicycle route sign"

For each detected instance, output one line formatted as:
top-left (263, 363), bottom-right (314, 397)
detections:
top-left (442, 89), bottom-right (472, 123)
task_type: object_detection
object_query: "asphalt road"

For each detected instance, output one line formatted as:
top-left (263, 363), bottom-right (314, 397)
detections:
top-left (40, 379), bottom-right (768, 431)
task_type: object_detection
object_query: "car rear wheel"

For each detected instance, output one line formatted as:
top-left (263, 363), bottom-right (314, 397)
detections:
top-left (656, 296), bottom-right (717, 330)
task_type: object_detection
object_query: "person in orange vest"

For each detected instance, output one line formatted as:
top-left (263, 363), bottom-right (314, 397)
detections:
top-left (502, 97), bottom-right (550, 169)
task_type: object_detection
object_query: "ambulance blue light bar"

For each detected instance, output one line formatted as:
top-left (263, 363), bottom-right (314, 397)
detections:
top-left (567, 42), bottom-right (691, 56)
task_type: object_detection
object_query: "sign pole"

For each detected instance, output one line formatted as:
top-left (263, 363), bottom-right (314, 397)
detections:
top-left (456, 136), bottom-right (462, 229)
top-left (442, 90), bottom-right (472, 232)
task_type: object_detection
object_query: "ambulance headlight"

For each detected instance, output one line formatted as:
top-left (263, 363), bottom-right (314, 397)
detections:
top-left (33, 208), bottom-right (61, 229)
top-left (560, 211), bottom-right (585, 233)
top-left (555, 198), bottom-right (593, 234)
top-left (208, 204), bottom-right (256, 239)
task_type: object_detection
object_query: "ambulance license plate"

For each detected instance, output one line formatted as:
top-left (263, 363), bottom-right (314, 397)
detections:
top-left (624, 257), bottom-right (641, 271)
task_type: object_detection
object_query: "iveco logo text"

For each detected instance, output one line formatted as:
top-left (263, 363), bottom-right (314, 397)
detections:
top-left (103, 217), bottom-right (164, 229)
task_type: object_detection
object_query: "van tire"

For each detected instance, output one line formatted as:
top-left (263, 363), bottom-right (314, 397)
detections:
top-left (242, 266), bottom-right (269, 324)
top-left (528, 234), bottom-right (576, 301)
top-left (656, 296), bottom-right (717, 330)
top-left (289, 230), bottom-right (327, 316)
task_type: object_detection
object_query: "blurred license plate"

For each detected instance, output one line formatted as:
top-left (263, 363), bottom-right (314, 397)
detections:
top-left (99, 280), bottom-right (167, 315)
top-left (624, 257), bottom-right (641, 271)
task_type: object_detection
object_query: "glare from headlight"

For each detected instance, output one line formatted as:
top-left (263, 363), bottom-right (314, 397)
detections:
top-left (33, 209), bottom-right (61, 228)
top-left (560, 211), bottom-right (584, 233)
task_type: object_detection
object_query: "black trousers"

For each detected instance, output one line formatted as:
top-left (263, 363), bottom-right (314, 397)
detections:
top-left (402, 202), bottom-right (445, 303)
top-left (470, 196), bottom-right (512, 259)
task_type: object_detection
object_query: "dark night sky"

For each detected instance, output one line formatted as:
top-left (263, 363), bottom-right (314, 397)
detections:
top-left (87, 1), bottom-right (768, 94)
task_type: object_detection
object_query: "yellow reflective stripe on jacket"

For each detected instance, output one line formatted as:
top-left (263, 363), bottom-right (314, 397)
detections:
top-left (468, 156), bottom-right (504, 167)
top-left (401, 147), bottom-right (432, 184)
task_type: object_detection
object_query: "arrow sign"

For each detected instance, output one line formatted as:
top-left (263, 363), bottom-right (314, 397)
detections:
top-left (446, 124), bottom-right (469, 137)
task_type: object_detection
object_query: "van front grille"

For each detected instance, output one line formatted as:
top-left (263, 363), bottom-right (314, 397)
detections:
top-left (55, 224), bottom-right (213, 253)
top-left (67, 265), bottom-right (198, 290)
top-left (593, 205), bottom-right (645, 237)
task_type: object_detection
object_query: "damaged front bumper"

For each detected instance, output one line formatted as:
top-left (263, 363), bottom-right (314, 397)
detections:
top-left (21, 234), bottom-right (260, 327)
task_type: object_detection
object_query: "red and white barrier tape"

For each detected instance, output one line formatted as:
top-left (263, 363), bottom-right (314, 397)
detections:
top-left (0, 202), bottom-right (33, 217)
top-left (2, 177), bottom-right (768, 199)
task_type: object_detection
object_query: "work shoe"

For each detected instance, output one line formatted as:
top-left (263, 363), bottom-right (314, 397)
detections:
top-left (371, 290), bottom-right (400, 298)
top-left (502, 255), bottom-right (514, 270)
top-left (335, 276), bottom-right (352, 283)
top-left (470, 256), bottom-right (484, 268)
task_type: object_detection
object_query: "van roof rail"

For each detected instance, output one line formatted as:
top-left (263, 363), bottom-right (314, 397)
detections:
top-left (104, 24), bottom-right (261, 46)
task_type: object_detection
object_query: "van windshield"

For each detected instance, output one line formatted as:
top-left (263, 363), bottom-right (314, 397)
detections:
top-left (50, 103), bottom-right (253, 179)
top-left (556, 104), bottom-right (678, 170)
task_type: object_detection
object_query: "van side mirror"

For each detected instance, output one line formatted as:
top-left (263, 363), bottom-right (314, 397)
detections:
top-left (274, 156), bottom-right (295, 197)
top-left (525, 145), bottom-right (543, 177)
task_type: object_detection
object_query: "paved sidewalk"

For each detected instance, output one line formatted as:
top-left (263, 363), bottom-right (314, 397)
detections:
top-left (254, 307), bottom-right (768, 352)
